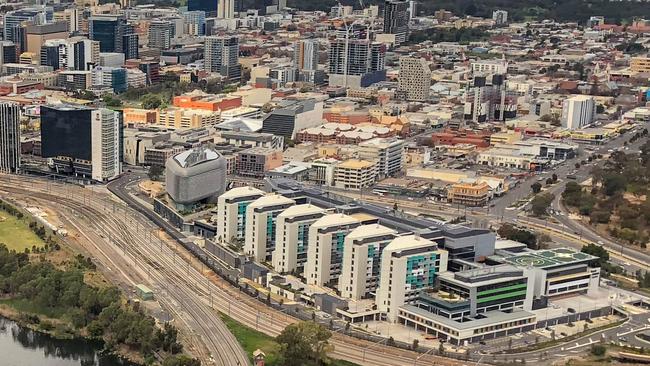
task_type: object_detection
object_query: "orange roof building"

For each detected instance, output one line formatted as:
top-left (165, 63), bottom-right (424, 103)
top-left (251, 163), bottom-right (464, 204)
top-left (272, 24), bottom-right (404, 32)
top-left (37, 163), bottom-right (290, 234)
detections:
top-left (173, 90), bottom-right (242, 112)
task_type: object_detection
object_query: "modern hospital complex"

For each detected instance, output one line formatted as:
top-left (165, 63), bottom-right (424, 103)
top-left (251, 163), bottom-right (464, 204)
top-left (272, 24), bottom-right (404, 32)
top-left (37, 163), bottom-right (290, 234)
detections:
top-left (209, 180), bottom-right (602, 346)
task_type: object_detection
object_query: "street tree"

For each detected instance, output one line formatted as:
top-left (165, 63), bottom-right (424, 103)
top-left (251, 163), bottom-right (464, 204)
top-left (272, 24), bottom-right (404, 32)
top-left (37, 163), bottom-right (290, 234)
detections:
top-left (276, 322), bottom-right (332, 366)
top-left (530, 193), bottom-right (555, 217)
top-left (148, 165), bottom-right (164, 181)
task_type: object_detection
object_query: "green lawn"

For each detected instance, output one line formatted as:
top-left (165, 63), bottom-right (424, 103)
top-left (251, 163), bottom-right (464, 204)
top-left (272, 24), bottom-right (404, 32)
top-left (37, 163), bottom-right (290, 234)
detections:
top-left (219, 313), bottom-right (359, 366)
top-left (0, 211), bottom-right (44, 252)
top-left (0, 298), bottom-right (68, 319)
top-left (219, 313), bottom-right (282, 365)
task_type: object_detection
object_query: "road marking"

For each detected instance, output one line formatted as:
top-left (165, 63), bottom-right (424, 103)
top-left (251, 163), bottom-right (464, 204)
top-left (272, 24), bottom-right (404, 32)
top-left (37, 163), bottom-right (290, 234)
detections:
top-left (617, 325), bottom-right (650, 337)
top-left (565, 338), bottom-right (597, 350)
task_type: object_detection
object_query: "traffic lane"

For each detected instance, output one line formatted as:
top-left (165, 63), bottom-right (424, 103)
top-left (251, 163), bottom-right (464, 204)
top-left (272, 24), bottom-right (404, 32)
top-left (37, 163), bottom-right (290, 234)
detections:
top-left (492, 122), bottom-right (649, 215)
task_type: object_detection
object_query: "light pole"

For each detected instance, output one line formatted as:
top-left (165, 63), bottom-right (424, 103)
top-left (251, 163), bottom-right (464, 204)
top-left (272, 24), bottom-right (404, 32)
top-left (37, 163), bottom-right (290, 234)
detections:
top-left (414, 345), bottom-right (437, 366)
top-left (362, 337), bottom-right (388, 362)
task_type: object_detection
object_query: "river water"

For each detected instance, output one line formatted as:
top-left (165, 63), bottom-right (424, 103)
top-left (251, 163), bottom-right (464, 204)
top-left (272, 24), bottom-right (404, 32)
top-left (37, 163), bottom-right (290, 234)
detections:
top-left (0, 317), bottom-right (138, 366)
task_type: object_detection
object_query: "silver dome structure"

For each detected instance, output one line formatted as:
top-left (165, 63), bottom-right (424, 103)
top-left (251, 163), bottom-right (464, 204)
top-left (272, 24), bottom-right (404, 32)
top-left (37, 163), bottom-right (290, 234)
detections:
top-left (165, 144), bottom-right (227, 206)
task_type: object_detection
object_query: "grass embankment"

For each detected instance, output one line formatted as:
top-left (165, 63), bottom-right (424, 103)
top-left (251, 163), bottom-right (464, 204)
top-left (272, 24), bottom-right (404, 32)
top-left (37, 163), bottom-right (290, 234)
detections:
top-left (219, 313), bottom-right (359, 366)
top-left (0, 209), bottom-right (44, 252)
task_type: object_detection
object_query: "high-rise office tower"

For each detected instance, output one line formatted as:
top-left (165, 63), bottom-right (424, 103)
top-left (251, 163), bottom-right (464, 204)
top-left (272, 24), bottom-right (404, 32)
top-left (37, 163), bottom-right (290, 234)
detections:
top-left (408, 0), bottom-right (417, 20)
top-left (122, 32), bottom-right (139, 60)
top-left (3, 7), bottom-right (50, 43)
top-left (0, 103), bottom-right (21, 173)
top-left (383, 0), bottom-right (409, 44)
top-left (40, 37), bottom-right (99, 71)
top-left (0, 41), bottom-right (18, 66)
top-left (218, 0), bottom-right (235, 19)
top-left (147, 21), bottom-right (174, 50)
top-left (464, 73), bottom-right (516, 122)
top-left (183, 11), bottom-right (206, 36)
top-left (294, 39), bottom-right (318, 71)
top-left (204, 35), bottom-right (241, 81)
top-left (24, 22), bottom-right (69, 55)
top-left (188, 0), bottom-right (218, 16)
top-left (397, 56), bottom-right (431, 102)
top-left (89, 15), bottom-right (126, 53)
top-left (92, 66), bottom-right (128, 93)
top-left (56, 8), bottom-right (82, 33)
top-left (328, 38), bottom-right (386, 88)
top-left (40, 105), bottom-right (121, 181)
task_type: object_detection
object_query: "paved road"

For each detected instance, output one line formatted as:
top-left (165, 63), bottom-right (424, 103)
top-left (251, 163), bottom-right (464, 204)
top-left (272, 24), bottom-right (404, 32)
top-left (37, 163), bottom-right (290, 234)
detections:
top-left (471, 307), bottom-right (650, 365)
top-left (531, 123), bottom-right (650, 273)
top-left (1, 174), bottom-right (478, 366)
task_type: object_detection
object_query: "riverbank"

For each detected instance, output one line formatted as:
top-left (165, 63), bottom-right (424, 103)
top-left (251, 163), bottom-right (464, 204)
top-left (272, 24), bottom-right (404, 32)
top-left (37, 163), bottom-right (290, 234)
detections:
top-left (0, 299), bottom-right (144, 365)
top-left (0, 197), bottom-right (194, 366)
top-left (0, 315), bottom-right (139, 366)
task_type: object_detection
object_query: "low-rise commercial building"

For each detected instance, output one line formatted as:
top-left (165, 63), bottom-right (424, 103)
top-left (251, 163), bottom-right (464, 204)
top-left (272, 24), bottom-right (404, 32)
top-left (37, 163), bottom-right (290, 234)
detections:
top-left (235, 147), bottom-right (283, 178)
top-left (217, 130), bottom-right (284, 150)
top-left (173, 91), bottom-right (242, 111)
top-left (358, 137), bottom-right (405, 178)
top-left (157, 108), bottom-right (222, 129)
top-left (447, 181), bottom-right (491, 207)
top-left (123, 108), bottom-right (158, 126)
top-left (334, 159), bottom-right (377, 190)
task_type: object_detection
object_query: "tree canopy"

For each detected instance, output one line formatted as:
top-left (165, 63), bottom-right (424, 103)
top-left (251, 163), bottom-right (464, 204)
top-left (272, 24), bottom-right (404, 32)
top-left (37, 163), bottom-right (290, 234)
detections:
top-left (530, 192), bottom-right (554, 217)
top-left (275, 322), bottom-right (332, 366)
top-left (141, 94), bottom-right (163, 109)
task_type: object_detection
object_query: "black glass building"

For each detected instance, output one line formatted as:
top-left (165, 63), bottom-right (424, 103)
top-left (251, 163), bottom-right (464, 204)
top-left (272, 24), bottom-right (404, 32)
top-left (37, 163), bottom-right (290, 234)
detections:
top-left (188, 0), bottom-right (218, 15)
top-left (40, 105), bottom-right (92, 161)
top-left (89, 15), bottom-right (126, 53)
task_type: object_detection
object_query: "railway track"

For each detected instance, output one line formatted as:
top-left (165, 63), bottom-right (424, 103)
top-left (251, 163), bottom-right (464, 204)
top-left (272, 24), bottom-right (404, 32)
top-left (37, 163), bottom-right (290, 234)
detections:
top-left (0, 174), bottom-right (479, 366)
top-left (0, 180), bottom-right (249, 366)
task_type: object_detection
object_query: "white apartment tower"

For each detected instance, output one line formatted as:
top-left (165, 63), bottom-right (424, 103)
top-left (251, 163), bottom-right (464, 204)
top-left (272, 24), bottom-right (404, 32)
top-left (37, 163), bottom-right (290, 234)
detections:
top-left (562, 95), bottom-right (596, 130)
top-left (90, 109), bottom-right (121, 181)
top-left (272, 204), bottom-right (326, 274)
top-left (339, 224), bottom-right (398, 300)
top-left (244, 194), bottom-right (295, 262)
top-left (376, 235), bottom-right (449, 321)
top-left (492, 10), bottom-right (508, 26)
top-left (305, 213), bottom-right (360, 287)
top-left (397, 56), bottom-right (431, 102)
top-left (216, 186), bottom-right (265, 244)
top-left (218, 0), bottom-right (234, 19)
top-left (204, 35), bottom-right (241, 81)
top-left (0, 103), bottom-right (21, 173)
top-left (294, 39), bottom-right (319, 71)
